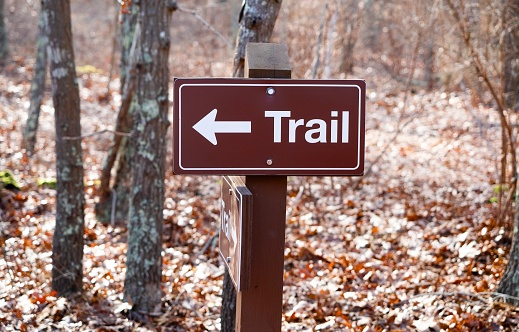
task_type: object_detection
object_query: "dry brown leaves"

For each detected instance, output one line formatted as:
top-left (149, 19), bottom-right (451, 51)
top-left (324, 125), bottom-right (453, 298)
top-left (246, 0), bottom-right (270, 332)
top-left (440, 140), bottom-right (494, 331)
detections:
top-left (1, 55), bottom-right (519, 331)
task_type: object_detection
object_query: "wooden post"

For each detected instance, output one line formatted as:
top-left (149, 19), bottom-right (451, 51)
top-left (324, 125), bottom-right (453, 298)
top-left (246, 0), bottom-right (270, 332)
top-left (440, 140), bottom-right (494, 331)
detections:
top-left (235, 43), bottom-right (291, 332)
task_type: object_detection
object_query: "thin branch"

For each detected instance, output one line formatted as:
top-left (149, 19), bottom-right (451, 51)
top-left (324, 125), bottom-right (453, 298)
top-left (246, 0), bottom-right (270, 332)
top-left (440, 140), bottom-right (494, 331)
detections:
top-left (111, 189), bottom-right (117, 227)
top-left (199, 232), bottom-right (219, 258)
top-left (105, 6), bottom-right (120, 97)
top-left (177, 5), bottom-right (233, 47)
top-left (62, 129), bottom-right (131, 140)
top-left (446, 0), bottom-right (517, 224)
top-left (489, 291), bottom-right (519, 303)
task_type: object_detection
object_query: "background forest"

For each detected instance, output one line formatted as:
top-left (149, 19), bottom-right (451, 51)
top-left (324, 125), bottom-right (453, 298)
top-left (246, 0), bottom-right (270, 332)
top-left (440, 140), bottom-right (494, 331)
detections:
top-left (1, 0), bottom-right (519, 331)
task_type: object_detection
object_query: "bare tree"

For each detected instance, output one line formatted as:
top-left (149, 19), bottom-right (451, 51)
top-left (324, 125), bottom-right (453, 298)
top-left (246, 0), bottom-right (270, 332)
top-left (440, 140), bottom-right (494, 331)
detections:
top-left (96, 1), bottom-right (139, 225)
top-left (23, 3), bottom-right (48, 155)
top-left (43, 0), bottom-right (85, 296)
top-left (306, 3), bottom-right (327, 79)
top-left (232, 0), bottom-right (283, 77)
top-left (338, 0), bottom-right (364, 75)
top-left (502, 0), bottom-right (519, 111)
top-left (123, 0), bottom-right (174, 313)
top-left (0, 0), bottom-right (8, 62)
top-left (497, 0), bottom-right (519, 305)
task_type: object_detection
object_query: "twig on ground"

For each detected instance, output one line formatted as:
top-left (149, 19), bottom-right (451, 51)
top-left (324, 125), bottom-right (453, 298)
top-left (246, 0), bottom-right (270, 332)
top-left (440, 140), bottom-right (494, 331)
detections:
top-left (286, 185), bottom-right (305, 220)
top-left (179, 288), bottom-right (220, 329)
top-left (488, 292), bottom-right (519, 304)
top-left (199, 232), bottom-right (218, 257)
top-left (393, 291), bottom-right (491, 308)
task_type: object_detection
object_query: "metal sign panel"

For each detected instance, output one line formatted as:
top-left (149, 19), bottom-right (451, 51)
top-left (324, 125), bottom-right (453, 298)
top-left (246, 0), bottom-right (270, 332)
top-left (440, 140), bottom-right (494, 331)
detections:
top-left (173, 78), bottom-right (365, 175)
top-left (219, 176), bottom-right (252, 291)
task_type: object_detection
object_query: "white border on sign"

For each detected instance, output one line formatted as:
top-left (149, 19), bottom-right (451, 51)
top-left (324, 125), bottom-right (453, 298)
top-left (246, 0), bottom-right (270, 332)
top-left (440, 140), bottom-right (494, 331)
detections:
top-left (178, 83), bottom-right (364, 172)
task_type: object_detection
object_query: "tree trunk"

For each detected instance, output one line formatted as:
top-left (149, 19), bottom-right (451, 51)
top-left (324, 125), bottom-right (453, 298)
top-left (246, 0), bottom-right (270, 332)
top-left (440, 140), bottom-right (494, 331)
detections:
top-left (96, 2), bottom-right (139, 225)
top-left (502, 0), bottom-right (519, 110)
top-left (123, 0), bottom-right (172, 313)
top-left (221, 271), bottom-right (237, 331)
top-left (222, 1), bottom-right (283, 329)
top-left (339, 0), bottom-right (363, 76)
top-left (497, 196), bottom-right (519, 305)
top-left (120, 4), bottom-right (139, 94)
top-left (23, 4), bottom-right (48, 155)
top-left (232, 0), bottom-right (283, 77)
top-left (362, 0), bottom-right (381, 52)
top-left (496, 0), bottom-right (519, 304)
top-left (43, 0), bottom-right (85, 296)
top-left (424, 39), bottom-right (436, 91)
top-left (0, 0), bottom-right (8, 62)
top-left (306, 3), bottom-right (327, 79)
top-left (323, 9), bottom-right (338, 79)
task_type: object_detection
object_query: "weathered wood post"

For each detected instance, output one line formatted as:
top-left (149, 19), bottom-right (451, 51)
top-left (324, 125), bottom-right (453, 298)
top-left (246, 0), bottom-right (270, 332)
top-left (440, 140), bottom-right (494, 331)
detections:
top-left (235, 42), bottom-right (291, 331)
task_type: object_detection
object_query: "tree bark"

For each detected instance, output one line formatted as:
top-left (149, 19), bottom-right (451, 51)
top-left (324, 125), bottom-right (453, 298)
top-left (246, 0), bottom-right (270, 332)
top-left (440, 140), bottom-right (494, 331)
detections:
top-left (502, 0), bottom-right (519, 110)
top-left (120, 4), bottom-right (139, 95)
top-left (497, 197), bottom-right (519, 305)
top-left (221, 271), bottom-right (237, 331)
top-left (496, 0), bottom-right (519, 304)
top-left (123, 0), bottom-right (172, 313)
top-left (23, 4), bottom-right (48, 155)
top-left (0, 0), bottom-right (8, 62)
top-left (96, 3), bottom-right (139, 225)
top-left (43, 0), bottom-right (85, 296)
top-left (424, 39), bottom-right (436, 91)
top-left (339, 0), bottom-right (363, 76)
top-left (362, 0), bottom-right (381, 52)
top-left (306, 3), bottom-right (327, 79)
top-left (232, 0), bottom-right (283, 77)
top-left (222, 1), bottom-right (283, 330)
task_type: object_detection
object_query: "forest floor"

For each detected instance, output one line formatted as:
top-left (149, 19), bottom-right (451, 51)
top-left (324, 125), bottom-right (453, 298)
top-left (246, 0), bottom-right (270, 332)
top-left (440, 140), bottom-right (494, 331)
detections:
top-left (2, 53), bottom-right (519, 332)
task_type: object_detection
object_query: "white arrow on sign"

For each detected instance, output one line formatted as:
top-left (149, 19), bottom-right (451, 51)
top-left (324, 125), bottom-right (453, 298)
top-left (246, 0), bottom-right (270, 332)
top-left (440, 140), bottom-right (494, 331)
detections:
top-left (192, 109), bottom-right (252, 145)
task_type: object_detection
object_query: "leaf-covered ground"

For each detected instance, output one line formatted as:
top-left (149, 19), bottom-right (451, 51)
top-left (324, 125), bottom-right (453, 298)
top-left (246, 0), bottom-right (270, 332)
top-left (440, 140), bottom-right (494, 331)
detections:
top-left (1, 54), bottom-right (519, 331)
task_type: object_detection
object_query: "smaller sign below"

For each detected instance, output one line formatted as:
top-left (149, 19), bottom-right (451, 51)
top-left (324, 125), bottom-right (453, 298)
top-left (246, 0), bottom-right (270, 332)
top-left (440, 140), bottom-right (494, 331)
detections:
top-left (219, 176), bottom-right (253, 292)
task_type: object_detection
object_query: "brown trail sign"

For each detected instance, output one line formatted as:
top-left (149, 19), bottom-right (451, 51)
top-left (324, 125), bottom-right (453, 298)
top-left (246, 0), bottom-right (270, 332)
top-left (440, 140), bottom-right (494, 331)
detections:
top-left (172, 43), bottom-right (366, 332)
top-left (173, 79), bottom-right (365, 175)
